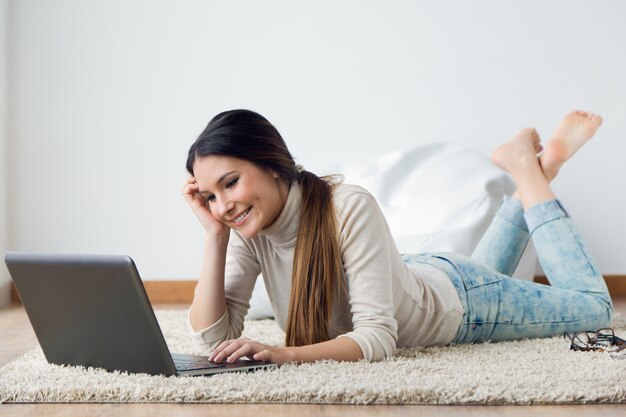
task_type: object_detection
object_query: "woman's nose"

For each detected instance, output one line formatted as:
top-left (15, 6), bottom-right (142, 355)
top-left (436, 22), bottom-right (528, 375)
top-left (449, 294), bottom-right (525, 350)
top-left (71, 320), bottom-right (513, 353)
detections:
top-left (218, 199), bottom-right (234, 218)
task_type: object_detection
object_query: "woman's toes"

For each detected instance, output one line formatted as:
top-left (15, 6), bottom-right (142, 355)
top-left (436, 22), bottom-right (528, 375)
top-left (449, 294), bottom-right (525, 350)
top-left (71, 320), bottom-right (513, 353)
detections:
top-left (531, 130), bottom-right (540, 143)
top-left (591, 113), bottom-right (603, 125)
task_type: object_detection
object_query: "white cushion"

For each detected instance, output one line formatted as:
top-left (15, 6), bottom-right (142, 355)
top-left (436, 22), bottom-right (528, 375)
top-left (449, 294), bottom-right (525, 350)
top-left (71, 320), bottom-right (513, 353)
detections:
top-left (246, 143), bottom-right (537, 320)
top-left (247, 278), bottom-right (275, 320)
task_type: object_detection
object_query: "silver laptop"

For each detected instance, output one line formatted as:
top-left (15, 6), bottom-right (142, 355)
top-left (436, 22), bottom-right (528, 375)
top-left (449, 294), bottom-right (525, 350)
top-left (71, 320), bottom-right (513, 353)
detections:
top-left (4, 251), bottom-right (278, 377)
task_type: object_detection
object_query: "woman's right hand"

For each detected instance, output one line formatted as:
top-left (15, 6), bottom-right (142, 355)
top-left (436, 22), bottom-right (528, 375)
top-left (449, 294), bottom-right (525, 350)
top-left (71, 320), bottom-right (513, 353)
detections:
top-left (181, 176), bottom-right (230, 238)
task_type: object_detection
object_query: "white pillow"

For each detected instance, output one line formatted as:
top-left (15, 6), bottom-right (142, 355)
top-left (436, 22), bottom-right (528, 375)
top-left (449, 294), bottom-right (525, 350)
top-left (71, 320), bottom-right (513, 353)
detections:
top-left (247, 278), bottom-right (275, 320)
top-left (246, 143), bottom-right (537, 320)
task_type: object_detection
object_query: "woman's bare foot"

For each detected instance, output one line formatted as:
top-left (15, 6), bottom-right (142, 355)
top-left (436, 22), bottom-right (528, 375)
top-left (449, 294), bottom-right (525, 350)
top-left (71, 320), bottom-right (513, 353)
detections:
top-left (492, 127), bottom-right (544, 176)
top-left (539, 110), bottom-right (602, 181)
top-left (492, 127), bottom-right (556, 210)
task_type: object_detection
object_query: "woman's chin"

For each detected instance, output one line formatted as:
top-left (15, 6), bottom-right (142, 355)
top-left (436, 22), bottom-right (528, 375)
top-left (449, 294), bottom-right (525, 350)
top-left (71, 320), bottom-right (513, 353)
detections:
top-left (237, 223), bottom-right (259, 240)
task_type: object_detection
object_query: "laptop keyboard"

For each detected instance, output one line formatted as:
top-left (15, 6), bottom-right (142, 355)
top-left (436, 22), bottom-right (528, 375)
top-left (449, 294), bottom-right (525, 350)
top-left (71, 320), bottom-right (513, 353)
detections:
top-left (174, 359), bottom-right (225, 371)
top-left (172, 353), bottom-right (270, 372)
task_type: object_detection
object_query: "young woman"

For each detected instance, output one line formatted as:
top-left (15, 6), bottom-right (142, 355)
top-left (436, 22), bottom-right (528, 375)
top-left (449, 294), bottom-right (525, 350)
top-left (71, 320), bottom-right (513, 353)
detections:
top-left (182, 109), bottom-right (613, 364)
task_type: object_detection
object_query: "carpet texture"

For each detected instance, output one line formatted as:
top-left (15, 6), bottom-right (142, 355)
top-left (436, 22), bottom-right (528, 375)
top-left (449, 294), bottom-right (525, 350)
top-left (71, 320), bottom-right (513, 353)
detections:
top-left (1, 310), bottom-right (625, 405)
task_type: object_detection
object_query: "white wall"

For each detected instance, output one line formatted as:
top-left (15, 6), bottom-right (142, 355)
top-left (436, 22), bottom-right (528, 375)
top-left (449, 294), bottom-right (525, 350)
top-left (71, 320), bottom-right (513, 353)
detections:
top-left (0, 0), bottom-right (10, 305)
top-left (7, 0), bottom-right (626, 280)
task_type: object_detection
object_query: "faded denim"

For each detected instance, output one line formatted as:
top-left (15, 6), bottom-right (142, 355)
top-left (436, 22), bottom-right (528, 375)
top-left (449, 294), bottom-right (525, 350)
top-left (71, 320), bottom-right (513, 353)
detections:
top-left (402, 195), bottom-right (614, 345)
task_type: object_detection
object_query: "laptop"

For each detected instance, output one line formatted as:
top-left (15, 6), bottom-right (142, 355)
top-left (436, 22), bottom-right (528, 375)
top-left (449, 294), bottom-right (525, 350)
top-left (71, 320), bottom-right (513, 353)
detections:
top-left (4, 251), bottom-right (278, 377)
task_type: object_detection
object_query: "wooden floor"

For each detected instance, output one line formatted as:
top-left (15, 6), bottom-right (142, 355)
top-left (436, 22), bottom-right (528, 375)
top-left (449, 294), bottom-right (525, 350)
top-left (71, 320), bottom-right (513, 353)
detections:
top-left (1, 300), bottom-right (625, 416)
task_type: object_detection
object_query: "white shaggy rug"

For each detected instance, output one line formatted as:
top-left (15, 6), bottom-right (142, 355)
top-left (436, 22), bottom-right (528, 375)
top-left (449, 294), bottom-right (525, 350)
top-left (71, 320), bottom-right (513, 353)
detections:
top-left (1, 310), bottom-right (625, 405)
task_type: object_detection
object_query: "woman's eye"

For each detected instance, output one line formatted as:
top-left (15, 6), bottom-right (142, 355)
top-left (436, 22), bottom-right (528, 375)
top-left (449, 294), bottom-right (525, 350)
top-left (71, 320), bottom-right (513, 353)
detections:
top-left (204, 178), bottom-right (238, 204)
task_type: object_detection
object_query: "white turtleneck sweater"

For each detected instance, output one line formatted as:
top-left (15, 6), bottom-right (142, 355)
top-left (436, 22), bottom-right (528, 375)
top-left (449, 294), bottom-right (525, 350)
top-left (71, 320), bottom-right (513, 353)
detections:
top-left (187, 180), bottom-right (464, 362)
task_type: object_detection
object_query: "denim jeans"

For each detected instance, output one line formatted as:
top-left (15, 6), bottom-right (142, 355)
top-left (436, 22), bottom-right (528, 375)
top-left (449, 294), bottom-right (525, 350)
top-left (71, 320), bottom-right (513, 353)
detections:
top-left (403, 196), bottom-right (614, 344)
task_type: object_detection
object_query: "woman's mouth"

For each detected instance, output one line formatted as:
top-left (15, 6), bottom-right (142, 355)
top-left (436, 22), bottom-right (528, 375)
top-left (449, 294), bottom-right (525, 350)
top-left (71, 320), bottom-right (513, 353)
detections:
top-left (233, 207), bottom-right (252, 226)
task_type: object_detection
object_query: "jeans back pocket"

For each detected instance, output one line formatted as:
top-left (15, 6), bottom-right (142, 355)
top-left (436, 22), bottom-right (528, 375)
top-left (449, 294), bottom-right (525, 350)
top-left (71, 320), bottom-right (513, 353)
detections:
top-left (431, 252), bottom-right (502, 290)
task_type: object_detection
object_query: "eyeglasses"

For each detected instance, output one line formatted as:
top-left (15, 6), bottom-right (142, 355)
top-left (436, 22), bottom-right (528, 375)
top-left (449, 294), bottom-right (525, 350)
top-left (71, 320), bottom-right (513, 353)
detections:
top-left (563, 327), bottom-right (626, 353)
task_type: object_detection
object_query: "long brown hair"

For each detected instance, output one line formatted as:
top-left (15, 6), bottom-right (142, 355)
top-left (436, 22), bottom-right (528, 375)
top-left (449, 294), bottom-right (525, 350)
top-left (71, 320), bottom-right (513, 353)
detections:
top-left (186, 109), bottom-right (345, 346)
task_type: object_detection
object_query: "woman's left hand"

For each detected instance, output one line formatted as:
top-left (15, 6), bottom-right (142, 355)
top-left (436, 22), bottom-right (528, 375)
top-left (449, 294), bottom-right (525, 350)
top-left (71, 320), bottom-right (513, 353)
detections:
top-left (208, 337), bottom-right (296, 365)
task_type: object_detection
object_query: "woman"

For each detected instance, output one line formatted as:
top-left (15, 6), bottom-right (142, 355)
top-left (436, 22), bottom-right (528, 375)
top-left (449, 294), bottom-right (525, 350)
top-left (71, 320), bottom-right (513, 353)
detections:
top-left (182, 109), bottom-right (613, 364)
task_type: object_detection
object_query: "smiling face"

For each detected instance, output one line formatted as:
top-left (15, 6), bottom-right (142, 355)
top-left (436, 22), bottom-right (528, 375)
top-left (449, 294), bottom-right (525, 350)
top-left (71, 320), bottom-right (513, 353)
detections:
top-left (192, 155), bottom-right (290, 239)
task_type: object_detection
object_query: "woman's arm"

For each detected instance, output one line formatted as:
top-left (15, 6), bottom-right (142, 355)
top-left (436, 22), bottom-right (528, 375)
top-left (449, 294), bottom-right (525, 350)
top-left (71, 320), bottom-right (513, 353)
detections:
top-left (290, 336), bottom-right (363, 363)
top-left (209, 333), bottom-right (364, 364)
top-left (182, 176), bottom-right (232, 332)
top-left (186, 230), bottom-right (261, 349)
top-left (183, 176), bottom-right (261, 346)
top-left (188, 234), bottom-right (229, 331)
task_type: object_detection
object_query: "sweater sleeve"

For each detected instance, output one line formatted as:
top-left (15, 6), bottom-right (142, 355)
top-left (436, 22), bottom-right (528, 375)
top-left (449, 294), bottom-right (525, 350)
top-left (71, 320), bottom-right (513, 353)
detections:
top-left (187, 228), bottom-right (261, 350)
top-left (335, 191), bottom-right (399, 362)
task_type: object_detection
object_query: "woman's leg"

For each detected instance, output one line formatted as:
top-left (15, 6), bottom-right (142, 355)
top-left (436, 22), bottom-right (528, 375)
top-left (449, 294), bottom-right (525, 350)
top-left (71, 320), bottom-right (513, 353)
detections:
top-left (471, 130), bottom-right (548, 274)
top-left (471, 195), bottom-right (529, 277)
top-left (461, 194), bottom-right (612, 344)
top-left (445, 250), bottom-right (613, 344)
top-left (472, 110), bottom-right (603, 276)
top-left (488, 116), bottom-right (613, 334)
top-left (447, 113), bottom-right (613, 344)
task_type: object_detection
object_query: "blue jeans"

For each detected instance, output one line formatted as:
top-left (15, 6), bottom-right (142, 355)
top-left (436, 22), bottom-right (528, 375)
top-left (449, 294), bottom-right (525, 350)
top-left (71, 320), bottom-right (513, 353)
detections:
top-left (403, 196), bottom-right (614, 344)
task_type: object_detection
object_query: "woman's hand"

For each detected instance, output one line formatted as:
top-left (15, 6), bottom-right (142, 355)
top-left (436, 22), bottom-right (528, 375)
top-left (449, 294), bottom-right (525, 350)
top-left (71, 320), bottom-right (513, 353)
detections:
top-left (208, 337), bottom-right (297, 365)
top-left (181, 176), bottom-right (230, 238)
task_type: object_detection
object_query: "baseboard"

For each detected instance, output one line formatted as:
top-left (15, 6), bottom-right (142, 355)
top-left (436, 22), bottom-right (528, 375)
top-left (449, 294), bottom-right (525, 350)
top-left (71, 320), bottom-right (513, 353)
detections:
top-left (9, 280), bottom-right (198, 305)
top-left (0, 281), bottom-right (11, 308)
top-left (142, 281), bottom-right (198, 304)
top-left (534, 276), bottom-right (626, 296)
top-left (9, 276), bottom-right (626, 305)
